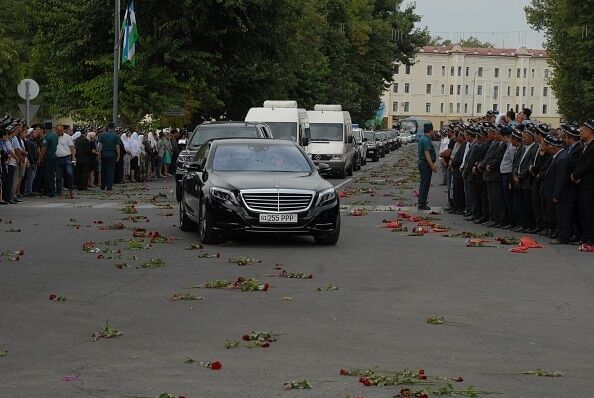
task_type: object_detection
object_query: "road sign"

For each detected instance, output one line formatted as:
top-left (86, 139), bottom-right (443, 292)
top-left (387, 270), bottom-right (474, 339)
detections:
top-left (18, 104), bottom-right (40, 121)
top-left (17, 79), bottom-right (40, 100)
top-left (17, 79), bottom-right (40, 126)
top-left (163, 108), bottom-right (185, 117)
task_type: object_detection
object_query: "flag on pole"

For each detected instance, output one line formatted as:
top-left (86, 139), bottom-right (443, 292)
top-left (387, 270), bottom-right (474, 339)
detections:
top-left (121, 0), bottom-right (138, 66)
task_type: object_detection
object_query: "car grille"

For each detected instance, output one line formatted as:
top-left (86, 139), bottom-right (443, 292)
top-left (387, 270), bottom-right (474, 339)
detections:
top-left (311, 154), bottom-right (332, 161)
top-left (240, 189), bottom-right (315, 213)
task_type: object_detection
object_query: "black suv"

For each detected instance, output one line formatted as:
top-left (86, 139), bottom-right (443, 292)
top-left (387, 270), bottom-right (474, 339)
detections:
top-left (175, 122), bottom-right (272, 201)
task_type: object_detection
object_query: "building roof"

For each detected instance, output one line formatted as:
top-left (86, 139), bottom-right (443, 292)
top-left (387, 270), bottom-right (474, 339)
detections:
top-left (419, 45), bottom-right (548, 58)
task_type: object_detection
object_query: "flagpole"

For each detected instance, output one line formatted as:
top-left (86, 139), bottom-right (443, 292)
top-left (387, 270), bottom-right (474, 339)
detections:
top-left (112, 0), bottom-right (120, 124)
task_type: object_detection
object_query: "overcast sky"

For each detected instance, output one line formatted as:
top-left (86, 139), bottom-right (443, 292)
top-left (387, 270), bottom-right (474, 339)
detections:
top-left (409, 0), bottom-right (546, 49)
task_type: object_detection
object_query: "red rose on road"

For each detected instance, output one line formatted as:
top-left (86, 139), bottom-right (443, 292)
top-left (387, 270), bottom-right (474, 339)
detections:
top-left (210, 361), bottom-right (222, 370)
top-left (49, 294), bottom-right (57, 300)
top-left (242, 335), bottom-right (251, 341)
top-left (359, 377), bottom-right (372, 386)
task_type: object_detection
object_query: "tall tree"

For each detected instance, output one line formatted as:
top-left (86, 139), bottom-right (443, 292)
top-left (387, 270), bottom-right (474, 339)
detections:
top-left (525, 0), bottom-right (594, 121)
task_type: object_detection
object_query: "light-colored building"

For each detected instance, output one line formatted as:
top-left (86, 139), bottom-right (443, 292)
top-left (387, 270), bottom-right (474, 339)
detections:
top-left (382, 45), bottom-right (561, 128)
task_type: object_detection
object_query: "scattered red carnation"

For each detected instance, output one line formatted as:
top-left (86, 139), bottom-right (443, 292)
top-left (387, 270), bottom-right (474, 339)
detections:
top-left (242, 335), bottom-right (251, 341)
top-left (359, 377), bottom-right (372, 386)
top-left (49, 294), bottom-right (57, 300)
top-left (210, 361), bottom-right (223, 370)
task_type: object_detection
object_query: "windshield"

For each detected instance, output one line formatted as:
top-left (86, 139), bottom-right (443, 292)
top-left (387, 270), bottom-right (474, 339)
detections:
top-left (189, 125), bottom-right (260, 147)
top-left (212, 144), bottom-right (312, 173)
top-left (401, 120), bottom-right (417, 133)
top-left (264, 122), bottom-right (297, 141)
top-left (363, 132), bottom-right (375, 141)
top-left (310, 123), bottom-right (343, 142)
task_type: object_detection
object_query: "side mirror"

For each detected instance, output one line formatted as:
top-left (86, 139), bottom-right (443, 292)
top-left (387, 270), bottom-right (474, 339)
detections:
top-left (301, 137), bottom-right (309, 147)
top-left (186, 162), bottom-right (202, 172)
top-left (363, 137), bottom-right (368, 142)
top-left (317, 163), bottom-right (331, 176)
top-left (347, 136), bottom-right (354, 144)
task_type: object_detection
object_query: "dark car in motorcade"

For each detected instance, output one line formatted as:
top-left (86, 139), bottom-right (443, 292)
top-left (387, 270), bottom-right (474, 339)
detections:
top-left (386, 130), bottom-right (401, 149)
top-left (376, 132), bottom-right (389, 156)
top-left (175, 122), bottom-right (272, 200)
top-left (364, 131), bottom-right (382, 162)
top-left (178, 139), bottom-right (341, 245)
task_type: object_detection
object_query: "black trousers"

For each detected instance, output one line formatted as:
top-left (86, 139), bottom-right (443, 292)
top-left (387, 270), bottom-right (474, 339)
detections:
top-left (471, 178), bottom-right (484, 219)
top-left (452, 174), bottom-right (465, 211)
top-left (480, 180), bottom-right (489, 220)
top-left (42, 154), bottom-right (56, 196)
top-left (578, 188), bottom-right (594, 244)
top-left (77, 162), bottom-right (89, 190)
top-left (487, 180), bottom-right (505, 224)
top-left (501, 174), bottom-right (515, 226)
top-left (555, 201), bottom-right (574, 243)
top-left (542, 197), bottom-right (556, 233)
top-left (531, 180), bottom-right (544, 230)
top-left (519, 188), bottom-right (535, 229)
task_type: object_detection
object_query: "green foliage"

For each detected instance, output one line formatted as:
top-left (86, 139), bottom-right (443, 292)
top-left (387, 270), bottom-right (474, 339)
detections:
top-left (2, 0), bottom-right (426, 125)
top-left (525, 0), bottom-right (594, 121)
top-left (427, 35), bottom-right (494, 48)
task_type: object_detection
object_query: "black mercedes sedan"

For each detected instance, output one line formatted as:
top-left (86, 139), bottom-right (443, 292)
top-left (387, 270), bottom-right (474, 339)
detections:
top-left (178, 139), bottom-right (340, 245)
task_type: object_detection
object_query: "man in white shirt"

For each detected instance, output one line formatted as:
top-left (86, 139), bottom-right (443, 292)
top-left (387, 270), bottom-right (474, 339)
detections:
top-left (55, 124), bottom-right (76, 197)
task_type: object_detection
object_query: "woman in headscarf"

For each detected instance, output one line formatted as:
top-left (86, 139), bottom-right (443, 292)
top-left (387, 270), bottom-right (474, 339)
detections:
top-left (130, 132), bottom-right (141, 182)
top-left (147, 131), bottom-right (157, 178)
top-left (87, 131), bottom-right (98, 187)
top-left (121, 131), bottom-right (132, 182)
top-left (158, 131), bottom-right (173, 177)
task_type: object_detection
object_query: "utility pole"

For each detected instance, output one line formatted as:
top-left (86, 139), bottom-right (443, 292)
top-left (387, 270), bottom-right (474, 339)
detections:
top-left (113, 0), bottom-right (120, 124)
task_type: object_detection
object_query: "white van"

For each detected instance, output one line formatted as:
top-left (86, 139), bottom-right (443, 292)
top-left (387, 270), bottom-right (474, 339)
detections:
top-left (307, 104), bottom-right (355, 178)
top-left (245, 100), bottom-right (311, 148)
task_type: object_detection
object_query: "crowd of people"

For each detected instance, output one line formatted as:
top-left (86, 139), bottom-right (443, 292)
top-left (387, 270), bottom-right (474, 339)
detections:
top-left (0, 116), bottom-right (188, 204)
top-left (418, 108), bottom-right (594, 247)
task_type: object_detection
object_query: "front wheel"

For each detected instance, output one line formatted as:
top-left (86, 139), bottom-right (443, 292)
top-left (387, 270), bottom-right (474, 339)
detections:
top-left (179, 201), bottom-right (197, 232)
top-left (346, 160), bottom-right (354, 176)
top-left (198, 199), bottom-right (221, 244)
top-left (314, 216), bottom-right (340, 245)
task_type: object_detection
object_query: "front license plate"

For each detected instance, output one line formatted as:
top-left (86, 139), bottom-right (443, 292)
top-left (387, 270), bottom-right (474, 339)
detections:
top-left (259, 214), bottom-right (298, 224)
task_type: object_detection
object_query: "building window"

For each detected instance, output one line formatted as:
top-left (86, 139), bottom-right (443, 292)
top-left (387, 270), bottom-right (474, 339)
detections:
top-left (457, 85), bottom-right (461, 95)
top-left (450, 85), bottom-right (454, 95)
top-left (543, 104), bottom-right (548, 114)
top-left (493, 104), bottom-right (498, 112)
top-left (530, 104), bottom-right (534, 110)
top-left (506, 104), bottom-right (510, 112)
top-left (522, 103), bottom-right (525, 109)
top-left (466, 67), bottom-right (470, 77)
top-left (440, 103), bottom-right (444, 113)
top-left (392, 102), bottom-right (398, 112)
top-left (544, 69), bottom-right (550, 78)
top-left (530, 87), bottom-right (535, 96)
top-left (493, 86), bottom-right (499, 99)
top-left (404, 83), bottom-right (410, 93)
top-left (405, 65), bottom-right (411, 74)
top-left (464, 103), bottom-right (468, 113)
top-left (477, 85), bottom-right (483, 95)
top-left (449, 103), bottom-right (454, 113)
top-left (450, 66), bottom-right (455, 76)
top-left (507, 86), bottom-right (511, 96)
top-left (393, 83), bottom-right (399, 93)
top-left (508, 68), bottom-right (512, 78)
top-left (426, 84), bottom-right (432, 94)
top-left (456, 103), bottom-right (461, 113)
top-left (523, 68), bottom-right (527, 78)
top-left (441, 84), bottom-right (445, 94)
top-left (465, 85), bottom-right (469, 95)
top-left (515, 104), bottom-right (519, 112)
top-left (478, 67), bottom-right (483, 77)
top-left (458, 66), bottom-right (462, 76)
top-left (517, 68), bottom-right (521, 78)
top-left (522, 86), bottom-right (526, 96)
top-left (493, 68), bottom-right (499, 78)
top-left (543, 86), bottom-right (548, 97)
top-left (442, 65), bottom-right (446, 76)
top-left (531, 69), bottom-right (535, 78)
top-left (427, 65), bottom-right (432, 76)
top-left (477, 103), bottom-right (482, 114)
top-left (516, 86), bottom-right (520, 96)
top-left (394, 65), bottom-right (400, 74)
top-left (426, 103), bottom-right (431, 113)
top-left (403, 102), bottom-right (410, 112)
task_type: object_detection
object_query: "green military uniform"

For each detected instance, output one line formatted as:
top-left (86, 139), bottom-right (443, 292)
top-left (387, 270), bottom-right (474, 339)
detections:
top-left (41, 131), bottom-right (58, 196)
top-left (99, 131), bottom-right (121, 190)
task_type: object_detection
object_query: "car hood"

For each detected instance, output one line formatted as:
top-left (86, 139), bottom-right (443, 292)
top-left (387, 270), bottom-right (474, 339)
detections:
top-left (209, 172), bottom-right (333, 193)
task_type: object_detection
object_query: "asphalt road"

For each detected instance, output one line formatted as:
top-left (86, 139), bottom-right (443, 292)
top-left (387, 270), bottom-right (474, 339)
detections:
top-left (1, 144), bottom-right (593, 398)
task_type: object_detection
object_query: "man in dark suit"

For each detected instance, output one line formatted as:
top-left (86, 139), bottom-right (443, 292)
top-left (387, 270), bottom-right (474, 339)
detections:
top-left (542, 134), bottom-right (576, 244)
top-left (473, 126), bottom-right (494, 224)
top-left (463, 126), bottom-right (482, 221)
top-left (530, 124), bottom-right (552, 234)
top-left (514, 127), bottom-right (539, 233)
top-left (450, 131), bottom-right (467, 214)
top-left (481, 125), bottom-right (508, 227)
top-left (75, 130), bottom-right (92, 191)
top-left (571, 119), bottom-right (594, 245)
top-left (561, 123), bottom-right (583, 242)
top-left (510, 130), bottom-right (524, 231)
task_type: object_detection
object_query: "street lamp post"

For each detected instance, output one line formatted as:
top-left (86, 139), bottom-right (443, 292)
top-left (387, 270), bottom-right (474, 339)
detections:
top-left (113, 0), bottom-right (120, 124)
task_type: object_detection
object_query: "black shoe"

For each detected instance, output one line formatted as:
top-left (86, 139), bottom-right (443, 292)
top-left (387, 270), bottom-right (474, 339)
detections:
top-left (418, 205), bottom-right (431, 211)
top-left (473, 218), bottom-right (487, 224)
top-left (493, 223), bottom-right (504, 228)
top-left (538, 229), bottom-right (549, 237)
top-left (511, 226), bottom-right (524, 232)
top-left (465, 216), bottom-right (476, 221)
top-left (528, 228), bottom-right (539, 234)
top-left (549, 233), bottom-right (558, 239)
top-left (14, 198), bottom-right (23, 202)
top-left (503, 225), bottom-right (512, 230)
top-left (9, 199), bottom-right (18, 204)
top-left (549, 239), bottom-right (568, 245)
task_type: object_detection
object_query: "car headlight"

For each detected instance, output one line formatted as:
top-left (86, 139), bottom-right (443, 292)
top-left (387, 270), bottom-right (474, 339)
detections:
top-left (331, 155), bottom-right (343, 160)
top-left (317, 188), bottom-right (337, 206)
top-left (210, 187), bottom-right (238, 205)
